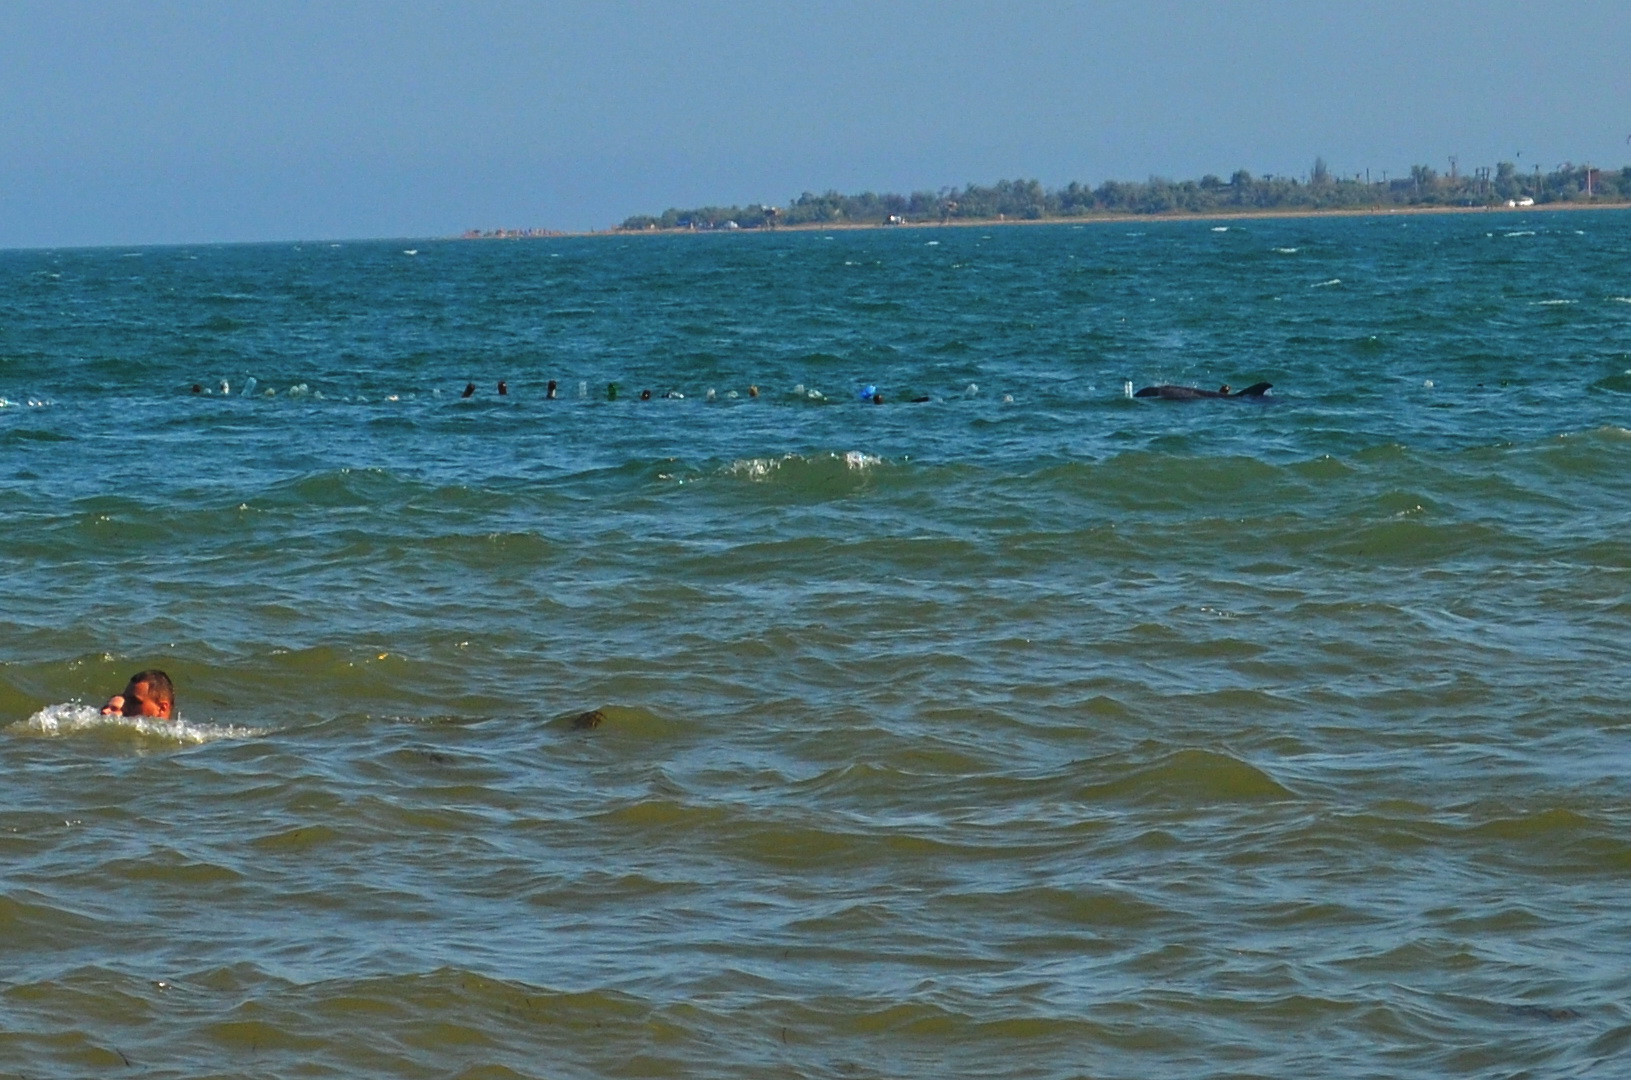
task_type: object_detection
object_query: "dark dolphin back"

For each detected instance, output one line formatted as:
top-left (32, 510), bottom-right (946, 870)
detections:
top-left (1134, 383), bottom-right (1273, 400)
top-left (1134, 384), bottom-right (1221, 399)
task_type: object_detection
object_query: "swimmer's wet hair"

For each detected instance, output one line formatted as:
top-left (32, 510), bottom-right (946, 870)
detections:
top-left (128, 669), bottom-right (175, 704)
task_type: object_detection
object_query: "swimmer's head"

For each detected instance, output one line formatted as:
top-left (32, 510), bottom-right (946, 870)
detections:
top-left (105, 669), bottom-right (175, 720)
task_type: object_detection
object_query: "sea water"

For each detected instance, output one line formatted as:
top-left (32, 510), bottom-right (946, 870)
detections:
top-left (3, 213), bottom-right (1631, 1077)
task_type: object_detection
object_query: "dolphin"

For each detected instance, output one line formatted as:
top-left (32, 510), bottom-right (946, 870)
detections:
top-left (1134, 381), bottom-right (1273, 400)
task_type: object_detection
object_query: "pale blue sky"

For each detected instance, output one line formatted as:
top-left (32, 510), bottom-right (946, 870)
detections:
top-left (3, 0), bottom-right (1627, 246)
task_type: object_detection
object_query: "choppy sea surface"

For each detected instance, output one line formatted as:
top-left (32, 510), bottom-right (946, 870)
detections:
top-left (4, 212), bottom-right (1631, 1078)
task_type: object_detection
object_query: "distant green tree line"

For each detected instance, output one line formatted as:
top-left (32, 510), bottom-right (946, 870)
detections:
top-left (618, 160), bottom-right (1631, 230)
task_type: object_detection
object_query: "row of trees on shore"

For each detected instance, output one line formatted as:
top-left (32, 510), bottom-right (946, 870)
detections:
top-left (618, 161), bottom-right (1631, 231)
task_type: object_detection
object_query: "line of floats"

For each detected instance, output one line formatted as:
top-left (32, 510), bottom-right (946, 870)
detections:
top-left (189, 377), bottom-right (1274, 405)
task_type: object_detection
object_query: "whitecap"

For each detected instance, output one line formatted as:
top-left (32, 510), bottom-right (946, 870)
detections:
top-left (13, 703), bottom-right (265, 744)
top-left (1504, 230), bottom-right (1536, 238)
top-left (1211, 226), bottom-right (1229, 232)
top-left (843, 450), bottom-right (882, 469)
top-left (1534, 299), bottom-right (1576, 306)
top-left (1610, 297), bottom-right (1631, 305)
top-left (1311, 278), bottom-right (1342, 288)
top-left (726, 455), bottom-right (788, 480)
top-left (1272, 247), bottom-right (1299, 254)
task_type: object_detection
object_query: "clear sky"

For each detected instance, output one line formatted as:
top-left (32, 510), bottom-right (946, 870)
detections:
top-left (4, 0), bottom-right (1628, 247)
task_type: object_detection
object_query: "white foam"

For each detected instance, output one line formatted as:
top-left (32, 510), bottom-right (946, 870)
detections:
top-left (14, 703), bottom-right (265, 744)
top-left (726, 450), bottom-right (884, 480)
top-left (1535, 299), bottom-right (1576, 306)
top-left (843, 450), bottom-right (882, 470)
top-left (1272, 247), bottom-right (1299, 254)
top-left (1311, 279), bottom-right (1342, 288)
top-left (726, 455), bottom-right (787, 480)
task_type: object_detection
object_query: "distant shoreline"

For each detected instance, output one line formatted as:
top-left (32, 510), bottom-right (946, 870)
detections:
top-left (453, 198), bottom-right (1631, 241)
top-left (617, 200), bottom-right (1631, 235)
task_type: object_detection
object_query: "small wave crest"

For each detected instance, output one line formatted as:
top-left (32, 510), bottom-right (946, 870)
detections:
top-left (725, 450), bottom-right (885, 482)
top-left (13, 703), bottom-right (264, 743)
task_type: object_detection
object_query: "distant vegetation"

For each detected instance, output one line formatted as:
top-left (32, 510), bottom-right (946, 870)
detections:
top-left (618, 160), bottom-right (1631, 231)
